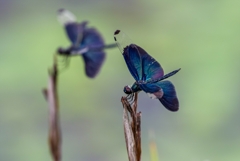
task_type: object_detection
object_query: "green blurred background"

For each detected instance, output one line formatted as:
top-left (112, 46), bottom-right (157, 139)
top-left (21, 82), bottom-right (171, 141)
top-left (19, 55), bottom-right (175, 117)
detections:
top-left (1, 0), bottom-right (240, 160)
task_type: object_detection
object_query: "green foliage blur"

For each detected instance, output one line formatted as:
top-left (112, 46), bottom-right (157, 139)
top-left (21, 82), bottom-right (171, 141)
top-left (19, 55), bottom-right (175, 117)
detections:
top-left (1, 0), bottom-right (240, 161)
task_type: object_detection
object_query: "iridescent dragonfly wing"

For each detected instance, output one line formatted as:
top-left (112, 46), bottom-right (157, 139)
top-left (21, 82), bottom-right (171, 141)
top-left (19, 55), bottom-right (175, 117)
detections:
top-left (140, 80), bottom-right (179, 111)
top-left (156, 80), bottom-right (179, 111)
top-left (139, 83), bottom-right (163, 98)
top-left (114, 30), bottom-right (142, 81)
top-left (81, 27), bottom-right (106, 78)
top-left (114, 30), bottom-right (164, 81)
top-left (137, 46), bottom-right (164, 81)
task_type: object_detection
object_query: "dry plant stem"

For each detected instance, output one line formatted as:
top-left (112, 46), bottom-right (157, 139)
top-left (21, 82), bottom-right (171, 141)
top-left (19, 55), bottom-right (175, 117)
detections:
top-left (122, 98), bottom-right (137, 161)
top-left (131, 94), bottom-right (141, 161)
top-left (121, 94), bottom-right (141, 161)
top-left (135, 112), bottom-right (141, 161)
top-left (43, 55), bottom-right (61, 161)
top-left (132, 94), bottom-right (138, 114)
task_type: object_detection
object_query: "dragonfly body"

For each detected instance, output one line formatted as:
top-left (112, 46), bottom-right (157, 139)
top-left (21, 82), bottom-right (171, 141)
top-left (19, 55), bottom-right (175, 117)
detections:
top-left (114, 30), bottom-right (180, 111)
top-left (57, 9), bottom-right (116, 78)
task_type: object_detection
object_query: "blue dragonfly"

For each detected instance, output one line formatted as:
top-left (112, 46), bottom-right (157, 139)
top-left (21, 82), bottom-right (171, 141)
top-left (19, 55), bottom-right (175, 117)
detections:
top-left (57, 9), bottom-right (117, 78)
top-left (114, 30), bottom-right (180, 111)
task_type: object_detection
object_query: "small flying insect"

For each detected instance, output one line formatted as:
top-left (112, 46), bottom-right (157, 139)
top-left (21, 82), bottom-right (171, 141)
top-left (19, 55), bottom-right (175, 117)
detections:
top-left (114, 30), bottom-right (180, 111)
top-left (57, 9), bottom-right (117, 78)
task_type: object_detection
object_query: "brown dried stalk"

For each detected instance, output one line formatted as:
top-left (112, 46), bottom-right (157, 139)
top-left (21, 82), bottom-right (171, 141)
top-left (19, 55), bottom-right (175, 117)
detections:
top-left (43, 55), bottom-right (61, 161)
top-left (121, 94), bottom-right (142, 161)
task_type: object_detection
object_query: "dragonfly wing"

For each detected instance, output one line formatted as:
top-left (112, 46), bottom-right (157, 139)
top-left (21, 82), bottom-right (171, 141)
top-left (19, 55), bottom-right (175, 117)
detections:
top-left (65, 22), bottom-right (88, 46)
top-left (80, 27), bottom-right (106, 78)
top-left (139, 80), bottom-right (179, 111)
top-left (123, 44), bottom-right (164, 82)
top-left (136, 46), bottom-right (164, 81)
top-left (123, 44), bottom-right (143, 81)
top-left (81, 27), bottom-right (105, 49)
top-left (57, 9), bottom-right (76, 25)
top-left (155, 80), bottom-right (179, 111)
top-left (64, 23), bottom-right (80, 44)
top-left (114, 30), bottom-right (142, 81)
top-left (58, 9), bottom-right (87, 46)
top-left (82, 51), bottom-right (106, 78)
top-left (139, 83), bottom-right (163, 99)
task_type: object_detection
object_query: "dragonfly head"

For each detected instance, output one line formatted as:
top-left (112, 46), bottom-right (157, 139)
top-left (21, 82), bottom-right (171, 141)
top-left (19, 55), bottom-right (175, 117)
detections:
top-left (123, 85), bottom-right (133, 95)
top-left (57, 47), bottom-right (71, 56)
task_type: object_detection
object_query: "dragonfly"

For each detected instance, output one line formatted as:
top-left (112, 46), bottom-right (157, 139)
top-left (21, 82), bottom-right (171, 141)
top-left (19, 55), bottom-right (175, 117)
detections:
top-left (57, 9), bottom-right (117, 78)
top-left (114, 30), bottom-right (180, 111)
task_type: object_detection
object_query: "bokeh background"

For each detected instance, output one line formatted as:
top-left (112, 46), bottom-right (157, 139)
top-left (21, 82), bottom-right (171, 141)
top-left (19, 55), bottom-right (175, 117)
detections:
top-left (1, 0), bottom-right (240, 161)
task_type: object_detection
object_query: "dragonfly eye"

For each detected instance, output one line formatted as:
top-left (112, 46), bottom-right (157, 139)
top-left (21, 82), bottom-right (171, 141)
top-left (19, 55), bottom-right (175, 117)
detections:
top-left (123, 85), bottom-right (132, 94)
